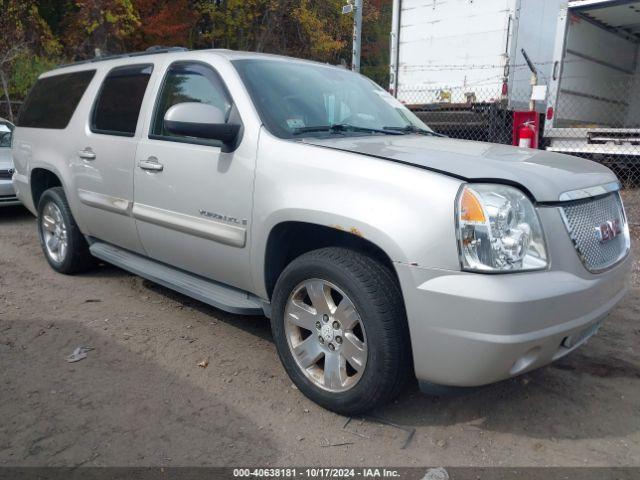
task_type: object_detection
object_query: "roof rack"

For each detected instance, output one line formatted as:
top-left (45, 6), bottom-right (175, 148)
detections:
top-left (56, 46), bottom-right (189, 70)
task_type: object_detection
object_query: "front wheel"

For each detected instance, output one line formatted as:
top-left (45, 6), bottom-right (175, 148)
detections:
top-left (271, 247), bottom-right (411, 414)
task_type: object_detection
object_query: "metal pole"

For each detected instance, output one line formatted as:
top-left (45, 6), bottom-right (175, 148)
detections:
top-left (389, 0), bottom-right (401, 95)
top-left (352, 0), bottom-right (363, 72)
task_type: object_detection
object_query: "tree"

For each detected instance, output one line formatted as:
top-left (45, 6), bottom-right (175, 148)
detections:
top-left (194, 0), bottom-right (352, 64)
top-left (195, 0), bottom-right (274, 51)
top-left (0, 0), bottom-right (394, 119)
top-left (289, 0), bottom-right (350, 62)
top-left (62, 0), bottom-right (140, 58)
top-left (361, 0), bottom-right (392, 86)
top-left (0, 0), bottom-right (60, 121)
top-left (194, 0), bottom-right (391, 79)
top-left (128, 0), bottom-right (196, 50)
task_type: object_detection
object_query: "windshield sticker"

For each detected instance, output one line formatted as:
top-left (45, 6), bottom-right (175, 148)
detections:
top-left (356, 113), bottom-right (375, 122)
top-left (286, 118), bottom-right (305, 129)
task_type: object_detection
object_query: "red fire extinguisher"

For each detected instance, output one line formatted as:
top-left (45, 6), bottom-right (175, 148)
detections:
top-left (518, 121), bottom-right (536, 148)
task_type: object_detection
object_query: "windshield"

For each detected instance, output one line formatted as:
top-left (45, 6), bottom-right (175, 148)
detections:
top-left (0, 122), bottom-right (12, 148)
top-left (232, 59), bottom-right (432, 139)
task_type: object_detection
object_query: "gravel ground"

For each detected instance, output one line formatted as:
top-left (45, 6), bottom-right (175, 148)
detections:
top-left (1, 201), bottom-right (639, 467)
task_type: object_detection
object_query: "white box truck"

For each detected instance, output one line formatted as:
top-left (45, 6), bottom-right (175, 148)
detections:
top-left (544, 0), bottom-right (640, 175)
top-left (389, 0), bottom-right (564, 142)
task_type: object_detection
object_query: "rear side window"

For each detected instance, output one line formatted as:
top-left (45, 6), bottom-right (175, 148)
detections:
top-left (92, 64), bottom-right (153, 136)
top-left (17, 70), bottom-right (96, 129)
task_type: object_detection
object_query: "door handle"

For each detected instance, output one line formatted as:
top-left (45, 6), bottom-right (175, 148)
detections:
top-left (78, 148), bottom-right (96, 161)
top-left (138, 158), bottom-right (164, 172)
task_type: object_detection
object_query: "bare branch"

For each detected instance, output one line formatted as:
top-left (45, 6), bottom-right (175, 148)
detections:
top-left (0, 43), bottom-right (29, 66)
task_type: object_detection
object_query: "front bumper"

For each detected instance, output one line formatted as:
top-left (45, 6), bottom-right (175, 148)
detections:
top-left (396, 244), bottom-right (631, 388)
top-left (0, 179), bottom-right (20, 206)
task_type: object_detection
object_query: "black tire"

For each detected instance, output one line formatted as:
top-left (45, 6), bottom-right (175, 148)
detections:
top-left (37, 187), bottom-right (96, 274)
top-left (271, 247), bottom-right (411, 415)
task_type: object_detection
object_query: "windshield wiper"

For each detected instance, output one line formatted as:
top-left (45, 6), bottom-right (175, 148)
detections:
top-left (293, 123), bottom-right (403, 136)
top-left (383, 125), bottom-right (445, 137)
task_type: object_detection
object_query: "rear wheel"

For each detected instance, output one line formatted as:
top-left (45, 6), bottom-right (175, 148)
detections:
top-left (271, 247), bottom-right (411, 414)
top-left (37, 187), bottom-right (95, 274)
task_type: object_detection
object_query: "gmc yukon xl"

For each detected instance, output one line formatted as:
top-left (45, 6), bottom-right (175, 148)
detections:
top-left (11, 48), bottom-right (631, 413)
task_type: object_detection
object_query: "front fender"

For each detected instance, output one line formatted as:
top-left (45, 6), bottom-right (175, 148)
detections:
top-left (249, 130), bottom-right (463, 298)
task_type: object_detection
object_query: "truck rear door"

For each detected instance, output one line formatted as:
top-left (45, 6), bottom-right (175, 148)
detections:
top-left (545, 0), bottom-right (640, 155)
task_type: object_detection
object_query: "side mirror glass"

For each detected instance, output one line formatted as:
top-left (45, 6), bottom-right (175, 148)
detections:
top-left (163, 102), bottom-right (241, 151)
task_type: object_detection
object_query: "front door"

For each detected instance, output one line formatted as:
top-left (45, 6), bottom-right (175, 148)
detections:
top-left (133, 60), bottom-right (256, 291)
top-left (72, 63), bottom-right (156, 253)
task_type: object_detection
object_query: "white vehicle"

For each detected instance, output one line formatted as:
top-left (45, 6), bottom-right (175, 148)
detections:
top-left (11, 48), bottom-right (631, 413)
top-left (545, 0), bottom-right (640, 165)
top-left (389, 0), bottom-right (563, 140)
top-left (389, 0), bottom-right (563, 103)
top-left (0, 117), bottom-right (19, 206)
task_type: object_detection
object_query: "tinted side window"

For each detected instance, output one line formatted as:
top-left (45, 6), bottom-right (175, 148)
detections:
top-left (151, 62), bottom-right (232, 141)
top-left (92, 64), bottom-right (153, 136)
top-left (17, 70), bottom-right (96, 129)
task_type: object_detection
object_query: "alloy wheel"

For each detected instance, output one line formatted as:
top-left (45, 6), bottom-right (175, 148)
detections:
top-left (284, 279), bottom-right (368, 392)
top-left (41, 202), bottom-right (68, 263)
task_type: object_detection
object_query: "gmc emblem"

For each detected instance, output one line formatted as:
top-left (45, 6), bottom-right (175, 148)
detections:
top-left (596, 219), bottom-right (622, 243)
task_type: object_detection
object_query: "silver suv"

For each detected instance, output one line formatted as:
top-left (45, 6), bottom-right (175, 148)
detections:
top-left (11, 48), bottom-right (631, 413)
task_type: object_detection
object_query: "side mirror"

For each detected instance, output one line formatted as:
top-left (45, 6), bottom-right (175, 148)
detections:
top-left (163, 102), bottom-right (241, 151)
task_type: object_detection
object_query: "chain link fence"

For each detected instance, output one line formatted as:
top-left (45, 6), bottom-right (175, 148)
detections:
top-left (401, 81), bottom-right (640, 190)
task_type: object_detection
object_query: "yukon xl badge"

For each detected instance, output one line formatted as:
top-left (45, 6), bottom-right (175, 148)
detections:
top-left (596, 219), bottom-right (622, 243)
top-left (199, 209), bottom-right (248, 226)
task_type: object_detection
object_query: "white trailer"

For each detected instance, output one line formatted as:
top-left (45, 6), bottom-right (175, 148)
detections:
top-left (544, 0), bottom-right (640, 163)
top-left (389, 0), bottom-right (564, 141)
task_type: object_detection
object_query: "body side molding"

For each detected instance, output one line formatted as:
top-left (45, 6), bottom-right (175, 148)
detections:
top-left (132, 203), bottom-right (247, 248)
top-left (78, 189), bottom-right (132, 215)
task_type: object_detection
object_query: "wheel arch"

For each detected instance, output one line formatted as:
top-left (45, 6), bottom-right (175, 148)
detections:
top-left (262, 220), bottom-right (401, 300)
top-left (30, 167), bottom-right (63, 210)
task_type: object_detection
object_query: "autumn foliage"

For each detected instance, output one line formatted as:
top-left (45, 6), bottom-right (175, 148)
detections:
top-left (0, 0), bottom-right (392, 120)
top-left (128, 0), bottom-right (196, 50)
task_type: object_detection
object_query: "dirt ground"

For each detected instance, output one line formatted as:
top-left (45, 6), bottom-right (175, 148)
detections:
top-left (1, 193), bottom-right (639, 467)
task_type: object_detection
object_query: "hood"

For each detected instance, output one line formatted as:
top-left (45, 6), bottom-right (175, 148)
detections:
top-left (0, 148), bottom-right (13, 170)
top-left (303, 135), bottom-right (617, 202)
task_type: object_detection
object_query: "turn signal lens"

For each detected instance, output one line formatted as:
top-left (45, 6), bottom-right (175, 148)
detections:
top-left (460, 188), bottom-right (486, 223)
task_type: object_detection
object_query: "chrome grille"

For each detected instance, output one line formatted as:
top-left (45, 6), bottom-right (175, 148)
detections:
top-left (561, 192), bottom-right (629, 273)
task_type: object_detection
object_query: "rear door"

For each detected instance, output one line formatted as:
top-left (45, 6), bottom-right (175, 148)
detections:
top-left (71, 63), bottom-right (157, 253)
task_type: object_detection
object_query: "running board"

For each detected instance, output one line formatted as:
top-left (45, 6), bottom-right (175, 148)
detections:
top-left (89, 242), bottom-right (265, 316)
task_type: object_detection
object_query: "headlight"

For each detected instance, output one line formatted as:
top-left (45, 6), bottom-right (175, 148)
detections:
top-left (456, 183), bottom-right (547, 272)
